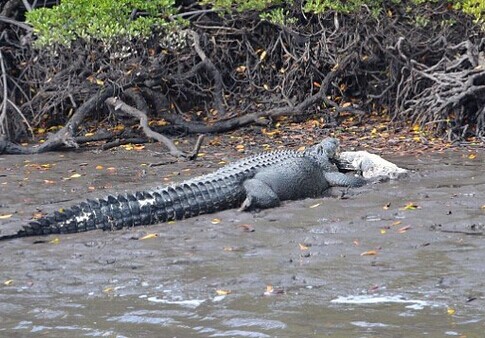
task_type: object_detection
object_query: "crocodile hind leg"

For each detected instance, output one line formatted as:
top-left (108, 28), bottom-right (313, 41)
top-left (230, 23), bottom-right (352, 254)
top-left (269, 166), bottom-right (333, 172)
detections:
top-left (239, 178), bottom-right (281, 211)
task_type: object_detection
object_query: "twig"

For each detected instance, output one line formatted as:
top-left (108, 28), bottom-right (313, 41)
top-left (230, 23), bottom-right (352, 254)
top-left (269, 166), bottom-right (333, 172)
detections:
top-left (0, 15), bottom-right (32, 31)
top-left (105, 96), bottom-right (203, 159)
top-left (186, 29), bottom-right (227, 116)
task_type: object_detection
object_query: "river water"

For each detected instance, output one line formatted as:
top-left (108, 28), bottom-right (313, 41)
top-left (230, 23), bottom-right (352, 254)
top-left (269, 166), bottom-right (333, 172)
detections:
top-left (0, 146), bottom-right (484, 337)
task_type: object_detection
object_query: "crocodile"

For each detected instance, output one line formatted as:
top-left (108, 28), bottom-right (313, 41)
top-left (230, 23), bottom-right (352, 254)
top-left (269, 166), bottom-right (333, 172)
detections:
top-left (241, 147), bottom-right (366, 210)
top-left (0, 138), bottom-right (353, 240)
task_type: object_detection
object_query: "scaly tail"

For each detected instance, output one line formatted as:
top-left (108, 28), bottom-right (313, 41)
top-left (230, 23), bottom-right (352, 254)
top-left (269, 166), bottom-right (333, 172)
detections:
top-left (2, 176), bottom-right (245, 240)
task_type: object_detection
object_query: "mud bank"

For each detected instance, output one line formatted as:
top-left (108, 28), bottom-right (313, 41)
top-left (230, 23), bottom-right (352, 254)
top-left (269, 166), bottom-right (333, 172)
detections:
top-left (0, 146), bottom-right (484, 337)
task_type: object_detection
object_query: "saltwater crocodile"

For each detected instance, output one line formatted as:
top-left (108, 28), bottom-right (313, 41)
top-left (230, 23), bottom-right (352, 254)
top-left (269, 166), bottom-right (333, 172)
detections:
top-left (241, 155), bottom-right (365, 210)
top-left (1, 138), bottom-right (355, 240)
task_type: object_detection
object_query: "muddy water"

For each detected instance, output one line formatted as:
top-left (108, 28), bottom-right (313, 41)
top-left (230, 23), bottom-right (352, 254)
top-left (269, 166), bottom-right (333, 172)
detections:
top-left (0, 147), bottom-right (484, 337)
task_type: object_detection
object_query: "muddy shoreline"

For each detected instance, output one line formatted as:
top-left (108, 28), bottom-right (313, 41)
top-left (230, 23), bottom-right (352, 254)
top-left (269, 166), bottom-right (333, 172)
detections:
top-left (0, 142), bottom-right (484, 337)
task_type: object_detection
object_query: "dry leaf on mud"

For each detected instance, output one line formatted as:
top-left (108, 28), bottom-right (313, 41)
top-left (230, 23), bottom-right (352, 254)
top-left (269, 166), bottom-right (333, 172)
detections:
top-left (397, 226), bottom-right (411, 233)
top-left (239, 224), bottom-right (255, 232)
top-left (66, 173), bottom-right (81, 179)
top-left (95, 165), bottom-right (104, 170)
top-left (263, 285), bottom-right (284, 296)
top-left (43, 179), bottom-right (56, 184)
top-left (447, 307), bottom-right (456, 315)
top-left (0, 214), bottom-right (13, 219)
top-left (309, 203), bottom-right (321, 209)
top-left (360, 250), bottom-right (378, 256)
top-left (264, 285), bottom-right (274, 296)
top-left (49, 237), bottom-right (60, 244)
top-left (4, 280), bottom-right (13, 286)
top-left (401, 202), bottom-right (420, 210)
top-left (468, 153), bottom-right (476, 159)
top-left (392, 221), bottom-right (402, 226)
top-left (216, 289), bottom-right (232, 296)
top-left (299, 243), bottom-right (310, 251)
top-left (140, 233), bottom-right (158, 240)
top-left (211, 218), bottom-right (221, 224)
top-left (32, 212), bottom-right (44, 219)
top-left (383, 202), bottom-right (391, 210)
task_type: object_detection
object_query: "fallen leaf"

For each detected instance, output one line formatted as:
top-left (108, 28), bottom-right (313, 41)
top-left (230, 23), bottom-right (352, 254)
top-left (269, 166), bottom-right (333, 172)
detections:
top-left (447, 307), bottom-right (456, 315)
top-left (49, 237), bottom-right (60, 244)
top-left (103, 287), bottom-right (114, 293)
top-left (106, 167), bottom-right (116, 172)
top-left (211, 218), bottom-right (221, 224)
top-left (43, 180), bottom-right (56, 184)
top-left (133, 145), bottom-right (145, 151)
top-left (360, 250), bottom-right (378, 256)
top-left (95, 165), bottom-right (104, 170)
top-left (383, 202), bottom-right (391, 210)
top-left (0, 214), bottom-right (13, 219)
top-left (4, 280), bottom-right (13, 286)
top-left (397, 226), bottom-right (411, 233)
top-left (223, 246), bottom-right (234, 251)
top-left (353, 240), bottom-right (360, 246)
top-left (216, 289), bottom-right (231, 296)
top-left (140, 233), bottom-right (158, 240)
top-left (468, 153), bottom-right (476, 159)
top-left (309, 203), bottom-right (321, 209)
top-left (380, 229), bottom-right (387, 234)
top-left (263, 285), bottom-right (284, 296)
top-left (32, 212), bottom-right (44, 219)
top-left (235, 65), bottom-right (246, 73)
top-left (392, 221), bottom-right (402, 226)
top-left (299, 243), bottom-right (310, 251)
top-left (69, 173), bottom-right (82, 179)
top-left (261, 128), bottom-right (280, 137)
top-left (239, 224), bottom-right (255, 232)
top-left (401, 202), bottom-right (420, 210)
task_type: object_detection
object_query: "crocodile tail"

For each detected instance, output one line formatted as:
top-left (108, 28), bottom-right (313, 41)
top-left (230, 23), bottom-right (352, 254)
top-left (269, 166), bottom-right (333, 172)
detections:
top-left (5, 174), bottom-right (245, 239)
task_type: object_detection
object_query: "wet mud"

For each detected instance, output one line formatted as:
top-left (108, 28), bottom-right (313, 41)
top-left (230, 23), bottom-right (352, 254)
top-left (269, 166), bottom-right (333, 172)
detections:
top-left (0, 146), bottom-right (484, 337)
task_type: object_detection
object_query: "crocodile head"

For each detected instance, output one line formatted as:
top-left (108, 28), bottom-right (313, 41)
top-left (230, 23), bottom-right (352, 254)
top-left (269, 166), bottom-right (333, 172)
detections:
top-left (305, 138), bottom-right (340, 159)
